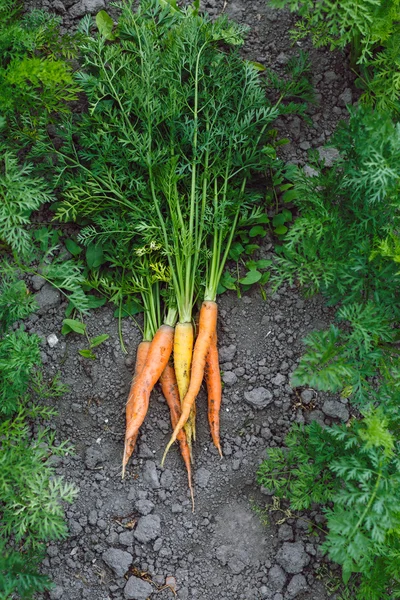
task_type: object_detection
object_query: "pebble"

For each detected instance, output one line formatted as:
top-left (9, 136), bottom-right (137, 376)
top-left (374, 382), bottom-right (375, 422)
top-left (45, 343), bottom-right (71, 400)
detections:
top-left (135, 499), bottom-right (155, 516)
top-left (244, 387), bottom-right (273, 409)
top-left (142, 460), bottom-right (160, 489)
top-left (322, 399), bottom-right (349, 421)
top-left (286, 574), bottom-right (308, 598)
top-left (124, 576), bottom-right (153, 600)
top-left (219, 344), bottom-right (237, 362)
top-left (47, 333), bottom-right (59, 348)
top-left (276, 542), bottom-right (310, 574)
top-left (102, 548), bottom-right (132, 577)
top-left (134, 515), bottom-right (161, 543)
top-left (271, 373), bottom-right (286, 386)
top-left (31, 275), bottom-right (46, 291)
top-left (35, 284), bottom-right (61, 314)
top-left (195, 467), bottom-right (211, 489)
top-left (268, 565), bottom-right (287, 591)
top-left (222, 371), bottom-right (237, 386)
top-left (300, 389), bottom-right (313, 404)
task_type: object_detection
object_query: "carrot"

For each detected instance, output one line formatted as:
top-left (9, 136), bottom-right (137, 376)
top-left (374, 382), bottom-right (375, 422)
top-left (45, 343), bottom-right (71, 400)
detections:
top-left (122, 324), bottom-right (174, 476)
top-left (174, 321), bottom-right (195, 451)
top-left (162, 301), bottom-right (217, 464)
top-left (122, 340), bottom-right (151, 478)
top-left (205, 332), bottom-right (222, 457)
top-left (160, 362), bottom-right (195, 511)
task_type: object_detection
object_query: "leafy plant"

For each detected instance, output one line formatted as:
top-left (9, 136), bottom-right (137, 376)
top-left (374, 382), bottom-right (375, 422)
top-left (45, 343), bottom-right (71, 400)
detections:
top-left (62, 318), bottom-right (109, 359)
top-left (0, 266), bottom-right (78, 598)
top-left (273, 107), bottom-right (400, 405)
top-left (269, 0), bottom-right (400, 114)
top-left (0, 150), bottom-right (54, 256)
top-left (258, 407), bottom-right (400, 598)
top-left (0, 0), bottom-right (80, 147)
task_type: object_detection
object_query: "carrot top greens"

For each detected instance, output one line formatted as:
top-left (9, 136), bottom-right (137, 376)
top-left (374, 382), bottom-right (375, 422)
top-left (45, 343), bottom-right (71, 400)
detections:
top-left (41, 0), bottom-right (311, 320)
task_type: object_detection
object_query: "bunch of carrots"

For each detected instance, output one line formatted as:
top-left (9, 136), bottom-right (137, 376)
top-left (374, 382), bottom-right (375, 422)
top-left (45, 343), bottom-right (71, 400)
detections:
top-left (50, 0), bottom-right (278, 506)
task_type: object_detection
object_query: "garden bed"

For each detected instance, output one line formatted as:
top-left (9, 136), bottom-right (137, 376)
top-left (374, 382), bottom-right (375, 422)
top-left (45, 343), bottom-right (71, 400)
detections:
top-left (20, 1), bottom-right (357, 599)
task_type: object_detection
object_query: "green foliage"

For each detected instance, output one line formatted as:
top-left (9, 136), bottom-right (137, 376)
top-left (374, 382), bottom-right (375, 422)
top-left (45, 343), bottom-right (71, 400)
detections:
top-left (0, 266), bottom-right (78, 598)
top-left (0, 542), bottom-right (51, 599)
top-left (0, 150), bottom-right (54, 256)
top-left (273, 107), bottom-right (400, 404)
top-left (33, 0), bottom-right (313, 326)
top-left (0, 0), bottom-right (80, 148)
top-left (61, 318), bottom-right (109, 359)
top-left (269, 0), bottom-right (400, 114)
top-left (269, 0), bottom-right (399, 60)
top-left (258, 407), bottom-right (400, 597)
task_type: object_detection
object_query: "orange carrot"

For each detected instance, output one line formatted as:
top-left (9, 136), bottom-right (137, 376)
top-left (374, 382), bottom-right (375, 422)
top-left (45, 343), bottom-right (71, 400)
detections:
top-left (160, 363), bottom-right (195, 511)
top-left (205, 332), bottom-right (222, 457)
top-left (174, 321), bottom-right (195, 451)
top-left (122, 324), bottom-right (174, 476)
top-left (162, 301), bottom-right (217, 464)
top-left (122, 340), bottom-right (151, 478)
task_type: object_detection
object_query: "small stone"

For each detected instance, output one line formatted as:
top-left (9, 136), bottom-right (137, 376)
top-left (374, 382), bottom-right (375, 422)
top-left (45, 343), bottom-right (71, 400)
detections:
top-left (124, 576), bottom-right (153, 600)
top-left (47, 545), bottom-right (58, 558)
top-left (165, 576), bottom-right (176, 591)
top-left (69, 520), bottom-right (82, 536)
top-left (271, 373), bottom-right (286, 386)
top-left (278, 524), bottom-right (293, 541)
top-left (153, 538), bottom-right (163, 552)
top-left (317, 146), bottom-right (340, 167)
top-left (102, 548), bottom-right (132, 577)
top-left (276, 542), bottom-right (310, 574)
top-left (286, 574), bottom-right (308, 598)
top-left (31, 275), bottom-right (46, 291)
top-left (195, 467), bottom-right (211, 489)
top-left (222, 371), bottom-right (237, 386)
top-left (84, 445), bottom-right (103, 469)
top-left (228, 557), bottom-right (245, 574)
top-left (219, 344), bottom-right (237, 362)
top-left (47, 334), bottom-right (59, 348)
top-left (88, 509), bottom-right (98, 526)
top-left (324, 70), bottom-right (338, 83)
top-left (244, 387), bottom-right (273, 409)
top-left (49, 586), bottom-right (64, 600)
top-left (142, 460), bottom-right (160, 489)
top-left (303, 165), bottom-right (319, 178)
top-left (268, 565), bottom-right (287, 591)
top-left (305, 409), bottom-right (325, 426)
top-left (52, 0), bottom-right (66, 12)
top-left (119, 530), bottom-right (135, 546)
top-left (276, 52), bottom-right (289, 65)
top-left (338, 87), bottom-right (353, 107)
top-left (134, 515), bottom-right (161, 543)
top-left (322, 399), bottom-right (349, 422)
top-left (35, 284), bottom-right (61, 314)
top-left (160, 469), bottom-right (174, 489)
top-left (300, 390), bottom-right (313, 405)
top-left (135, 499), bottom-right (155, 516)
top-left (70, 0), bottom-right (105, 18)
top-left (138, 443), bottom-right (154, 458)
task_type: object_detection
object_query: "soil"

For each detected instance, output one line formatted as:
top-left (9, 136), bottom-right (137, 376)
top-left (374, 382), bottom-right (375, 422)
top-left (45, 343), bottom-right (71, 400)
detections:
top-left (22, 1), bottom-right (357, 599)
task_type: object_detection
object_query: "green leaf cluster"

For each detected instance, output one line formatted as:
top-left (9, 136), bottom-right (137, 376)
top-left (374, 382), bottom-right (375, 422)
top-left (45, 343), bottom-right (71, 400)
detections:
top-left (274, 106), bottom-right (400, 405)
top-left (268, 0), bottom-right (400, 114)
top-left (258, 407), bottom-right (400, 597)
top-left (0, 265), bottom-right (78, 599)
top-left (0, 150), bottom-right (54, 256)
top-left (0, 0), bottom-right (81, 149)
